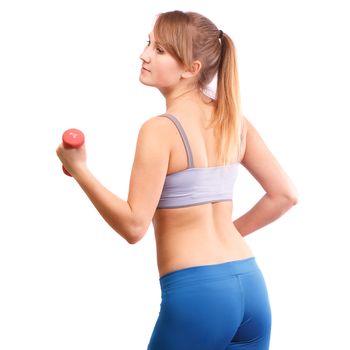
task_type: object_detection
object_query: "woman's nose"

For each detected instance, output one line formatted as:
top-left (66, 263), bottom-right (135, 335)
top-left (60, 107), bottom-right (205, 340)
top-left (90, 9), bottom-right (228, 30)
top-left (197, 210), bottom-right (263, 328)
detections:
top-left (140, 48), bottom-right (151, 63)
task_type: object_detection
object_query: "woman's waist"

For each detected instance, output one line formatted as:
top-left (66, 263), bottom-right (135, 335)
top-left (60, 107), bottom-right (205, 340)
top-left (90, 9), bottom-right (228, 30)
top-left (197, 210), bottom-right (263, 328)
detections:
top-left (156, 231), bottom-right (254, 278)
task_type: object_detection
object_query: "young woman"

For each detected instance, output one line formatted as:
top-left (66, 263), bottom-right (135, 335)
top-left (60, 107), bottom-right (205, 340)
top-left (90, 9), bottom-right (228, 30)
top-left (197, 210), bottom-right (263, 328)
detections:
top-left (57, 10), bottom-right (298, 350)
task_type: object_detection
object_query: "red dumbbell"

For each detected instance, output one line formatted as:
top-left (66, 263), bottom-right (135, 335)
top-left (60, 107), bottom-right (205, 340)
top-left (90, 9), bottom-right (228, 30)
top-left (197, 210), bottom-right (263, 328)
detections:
top-left (61, 128), bottom-right (85, 176)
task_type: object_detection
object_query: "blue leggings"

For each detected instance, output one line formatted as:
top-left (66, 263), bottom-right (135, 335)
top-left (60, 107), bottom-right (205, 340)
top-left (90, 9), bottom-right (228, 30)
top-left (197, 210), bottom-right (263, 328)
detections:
top-left (147, 257), bottom-right (271, 350)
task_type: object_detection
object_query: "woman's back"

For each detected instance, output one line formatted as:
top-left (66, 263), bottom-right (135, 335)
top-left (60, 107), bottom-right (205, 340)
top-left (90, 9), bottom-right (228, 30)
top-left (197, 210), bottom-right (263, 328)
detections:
top-left (152, 97), bottom-right (254, 278)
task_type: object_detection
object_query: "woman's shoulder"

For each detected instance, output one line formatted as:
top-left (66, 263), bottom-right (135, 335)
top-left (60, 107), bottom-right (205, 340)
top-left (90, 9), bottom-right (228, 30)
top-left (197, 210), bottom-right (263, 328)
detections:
top-left (138, 114), bottom-right (178, 143)
top-left (141, 114), bottom-right (174, 129)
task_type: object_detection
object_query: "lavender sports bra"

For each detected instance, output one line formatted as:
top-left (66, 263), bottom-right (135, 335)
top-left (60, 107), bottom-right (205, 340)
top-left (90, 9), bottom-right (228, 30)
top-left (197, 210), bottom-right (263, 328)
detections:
top-left (157, 113), bottom-right (239, 209)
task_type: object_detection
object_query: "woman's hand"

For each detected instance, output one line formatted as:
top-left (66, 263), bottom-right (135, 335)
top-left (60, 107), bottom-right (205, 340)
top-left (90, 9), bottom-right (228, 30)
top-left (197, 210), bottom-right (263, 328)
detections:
top-left (56, 142), bottom-right (87, 178)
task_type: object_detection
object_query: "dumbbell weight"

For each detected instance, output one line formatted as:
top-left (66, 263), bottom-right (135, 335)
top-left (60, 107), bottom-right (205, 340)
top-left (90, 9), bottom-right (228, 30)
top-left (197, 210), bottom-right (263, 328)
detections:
top-left (61, 128), bottom-right (85, 177)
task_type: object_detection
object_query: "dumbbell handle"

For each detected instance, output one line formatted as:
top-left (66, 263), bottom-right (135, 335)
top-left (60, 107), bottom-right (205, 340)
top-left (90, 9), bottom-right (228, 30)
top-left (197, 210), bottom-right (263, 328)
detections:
top-left (62, 128), bottom-right (85, 177)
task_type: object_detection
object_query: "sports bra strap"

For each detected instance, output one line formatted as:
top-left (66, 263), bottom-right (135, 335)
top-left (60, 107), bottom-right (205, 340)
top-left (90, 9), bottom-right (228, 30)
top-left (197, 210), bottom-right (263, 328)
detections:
top-left (162, 113), bottom-right (194, 168)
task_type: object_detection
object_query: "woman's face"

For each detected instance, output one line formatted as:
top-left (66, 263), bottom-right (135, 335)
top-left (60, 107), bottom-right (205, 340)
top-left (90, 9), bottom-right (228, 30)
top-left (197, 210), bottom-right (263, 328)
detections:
top-left (139, 31), bottom-right (184, 89)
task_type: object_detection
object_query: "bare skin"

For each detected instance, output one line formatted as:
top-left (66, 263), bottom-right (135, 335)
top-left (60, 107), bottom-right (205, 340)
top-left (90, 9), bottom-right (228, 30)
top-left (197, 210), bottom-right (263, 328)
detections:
top-left (151, 93), bottom-right (254, 278)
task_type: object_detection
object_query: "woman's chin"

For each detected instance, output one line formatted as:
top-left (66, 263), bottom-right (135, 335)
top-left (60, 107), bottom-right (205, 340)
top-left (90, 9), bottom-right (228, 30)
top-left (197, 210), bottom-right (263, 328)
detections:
top-left (139, 76), bottom-right (155, 87)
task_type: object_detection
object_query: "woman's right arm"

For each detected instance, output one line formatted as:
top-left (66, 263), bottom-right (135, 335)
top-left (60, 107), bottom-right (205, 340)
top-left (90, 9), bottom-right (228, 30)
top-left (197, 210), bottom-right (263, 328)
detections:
top-left (233, 117), bottom-right (298, 237)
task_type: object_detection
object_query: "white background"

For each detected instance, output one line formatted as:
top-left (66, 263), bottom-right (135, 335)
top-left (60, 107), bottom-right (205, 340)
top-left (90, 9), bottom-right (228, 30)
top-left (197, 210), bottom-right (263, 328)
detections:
top-left (1, 0), bottom-right (349, 349)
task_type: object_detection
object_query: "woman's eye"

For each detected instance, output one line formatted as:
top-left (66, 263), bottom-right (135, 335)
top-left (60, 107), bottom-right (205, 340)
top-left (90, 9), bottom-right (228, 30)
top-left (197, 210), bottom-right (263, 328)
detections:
top-left (145, 39), bottom-right (164, 54)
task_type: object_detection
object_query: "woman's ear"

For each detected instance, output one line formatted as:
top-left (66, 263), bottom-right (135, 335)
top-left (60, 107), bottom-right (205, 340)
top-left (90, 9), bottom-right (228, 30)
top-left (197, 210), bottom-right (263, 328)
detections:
top-left (181, 60), bottom-right (202, 79)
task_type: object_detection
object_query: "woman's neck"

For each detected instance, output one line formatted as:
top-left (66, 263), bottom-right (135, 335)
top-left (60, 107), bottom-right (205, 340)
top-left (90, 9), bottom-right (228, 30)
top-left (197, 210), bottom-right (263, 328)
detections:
top-left (163, 87), bottom-right (213, 111)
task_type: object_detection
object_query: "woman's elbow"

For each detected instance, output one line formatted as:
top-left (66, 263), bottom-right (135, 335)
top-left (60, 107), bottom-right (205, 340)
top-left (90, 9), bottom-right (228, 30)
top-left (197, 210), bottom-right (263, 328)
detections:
top-left (282, 191), bottom-right (299, 207)
top-left (269, 190), bottom-right (299, 209)
top-left (279, 181), bottom-right (299, 207)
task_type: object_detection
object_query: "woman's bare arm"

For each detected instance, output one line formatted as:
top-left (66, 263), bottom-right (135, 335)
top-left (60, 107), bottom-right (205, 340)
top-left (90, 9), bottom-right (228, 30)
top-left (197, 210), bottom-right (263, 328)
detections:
top-left (233, 117), bottom-right (298, 237)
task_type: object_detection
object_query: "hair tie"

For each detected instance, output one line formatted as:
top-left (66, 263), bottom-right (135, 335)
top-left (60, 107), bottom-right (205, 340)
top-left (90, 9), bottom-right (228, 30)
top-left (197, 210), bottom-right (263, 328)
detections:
top-left (218, 30), bottom-right (223, 39)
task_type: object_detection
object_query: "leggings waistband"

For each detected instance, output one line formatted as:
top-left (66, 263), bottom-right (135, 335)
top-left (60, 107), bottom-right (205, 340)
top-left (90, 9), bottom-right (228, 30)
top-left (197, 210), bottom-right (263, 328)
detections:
top-left (159, 257), bottom-right (258, 291)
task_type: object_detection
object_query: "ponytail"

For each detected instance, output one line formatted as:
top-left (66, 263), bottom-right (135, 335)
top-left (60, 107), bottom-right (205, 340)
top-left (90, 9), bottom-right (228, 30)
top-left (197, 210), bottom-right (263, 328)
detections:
top-left (210, 32), bottom-right (243, 165)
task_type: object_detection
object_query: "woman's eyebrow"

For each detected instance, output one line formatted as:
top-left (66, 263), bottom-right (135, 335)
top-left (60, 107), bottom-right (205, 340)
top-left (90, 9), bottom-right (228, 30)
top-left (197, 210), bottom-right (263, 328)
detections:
top-left (148, 33), bottom-right (161, 45)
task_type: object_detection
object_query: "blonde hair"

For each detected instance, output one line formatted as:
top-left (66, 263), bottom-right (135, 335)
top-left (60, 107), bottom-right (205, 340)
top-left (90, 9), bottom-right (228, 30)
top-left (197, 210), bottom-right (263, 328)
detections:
top-left (154, 10), bottom-right (243, 165)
